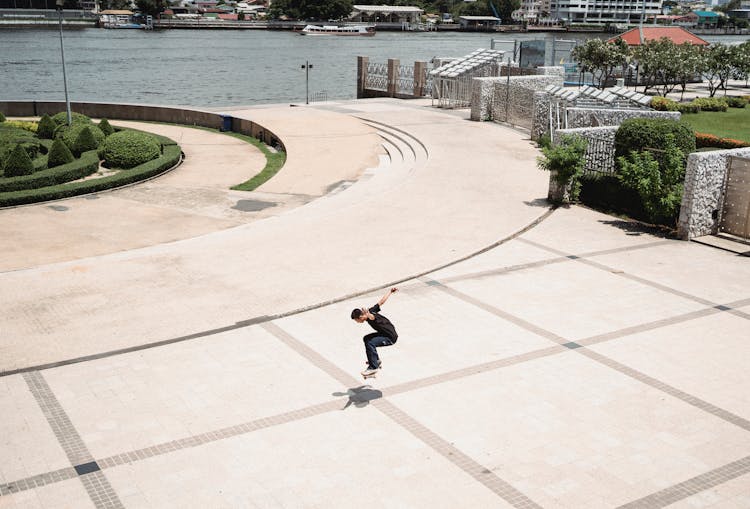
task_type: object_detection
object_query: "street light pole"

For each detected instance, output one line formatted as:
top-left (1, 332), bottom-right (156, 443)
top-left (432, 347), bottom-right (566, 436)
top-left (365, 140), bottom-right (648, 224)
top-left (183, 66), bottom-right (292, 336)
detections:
top-left (56, 0), bottom-right (72, 126)
top-left (301, 61), bottom-right (313, 104)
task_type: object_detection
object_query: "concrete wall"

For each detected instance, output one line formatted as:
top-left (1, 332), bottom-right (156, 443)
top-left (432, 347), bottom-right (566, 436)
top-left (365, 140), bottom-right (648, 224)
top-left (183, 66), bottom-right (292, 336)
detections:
top-left (0, 100), bottom-right (285, 150)
top-left (678, 147), bottom-right (750, 240)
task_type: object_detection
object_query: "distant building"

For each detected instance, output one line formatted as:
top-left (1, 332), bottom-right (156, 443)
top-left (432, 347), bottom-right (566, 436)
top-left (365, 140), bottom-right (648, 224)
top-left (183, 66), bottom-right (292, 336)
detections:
top-left (607, 26), bottom-right (710, 45)
top-left (692, 9), bottom-right (720, 27)
top-left (350, 5), bottom-right (423, 24)
top-left (458, 15), bottom-right (501, 28)
top-left (550, 0), bottom-right (663, 24)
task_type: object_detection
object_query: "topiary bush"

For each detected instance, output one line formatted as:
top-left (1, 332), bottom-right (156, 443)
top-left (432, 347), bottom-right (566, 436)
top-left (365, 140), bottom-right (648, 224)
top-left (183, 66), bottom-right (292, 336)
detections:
top-left (100, 130), bottom-right (161, 169)
top-left (676, 102), bottom-right (700, 114)
top-left (691, 97), bottom-right (728, 112)
top-left (650, 97), bottom-right (679, 111)
top-left (37, 115), bottom-right (57, 139)
top-left (71, 126), bottom-right (99, 157)
top-left (47, 138), bottom-right (75, 168)
top-left (0, 112), bottom-right (5, 122)
top-left (59, 123), bottom-right (105, 153)
top-left (615, 118), bottom-right (696, 162)
top-left (52, 111), bottom-right (91, 126)
top-left (3, 144), bottom-right (35, 177)
top-left (98, 118), bottom-right (115, 136)
top-left (0, 125), bottom-right (41, 165)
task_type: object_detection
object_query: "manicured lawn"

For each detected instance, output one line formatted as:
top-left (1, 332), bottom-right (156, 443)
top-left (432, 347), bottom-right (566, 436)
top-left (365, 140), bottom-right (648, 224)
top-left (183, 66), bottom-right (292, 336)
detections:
top-left (681, 104), bottom-right (750, 143)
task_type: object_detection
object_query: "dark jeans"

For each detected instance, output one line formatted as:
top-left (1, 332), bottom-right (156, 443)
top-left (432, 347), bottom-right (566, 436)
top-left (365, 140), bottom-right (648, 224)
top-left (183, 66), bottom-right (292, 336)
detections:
top-left (363, 333), bottom-right (396, 369)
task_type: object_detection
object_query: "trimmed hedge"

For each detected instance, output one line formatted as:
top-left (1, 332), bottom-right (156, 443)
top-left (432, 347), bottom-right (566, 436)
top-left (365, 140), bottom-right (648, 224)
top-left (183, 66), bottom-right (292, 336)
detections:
top-left (725, 96), bottom-right (748, 108)
top-left (0, 150), bottom-right (99, 192)
top-left (691, 97), bottom-right (728, 112)
top-left (47, 138), bottom-right (75, 168)
top-left (614, 118), bottom-right (696, 161)
top-left (100, 130), bottom-right (161, 169)
top-left (52, 111), bottom-right (91, 126)
top-left (4, 144), bottom-right (35, 177)
top-left (0, 145), bottom-right (181, 206)
top-left (695, 132), bottom-right (750, 149)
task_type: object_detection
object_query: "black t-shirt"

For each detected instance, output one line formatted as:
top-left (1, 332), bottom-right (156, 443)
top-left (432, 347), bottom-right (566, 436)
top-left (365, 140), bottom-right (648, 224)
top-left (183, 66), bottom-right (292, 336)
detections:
top-left (367, 303), bottom-right (398, 340)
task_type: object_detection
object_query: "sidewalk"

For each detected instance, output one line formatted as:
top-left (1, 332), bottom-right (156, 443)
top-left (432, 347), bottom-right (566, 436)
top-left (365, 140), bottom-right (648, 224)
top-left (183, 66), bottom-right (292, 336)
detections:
top-left (0, 99), bottom-right (748, 508)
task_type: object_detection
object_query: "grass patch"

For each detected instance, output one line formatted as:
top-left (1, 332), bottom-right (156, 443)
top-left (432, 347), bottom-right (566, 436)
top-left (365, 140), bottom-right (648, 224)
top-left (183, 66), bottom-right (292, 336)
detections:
top-left (681, 104), bottom-right (750, 144)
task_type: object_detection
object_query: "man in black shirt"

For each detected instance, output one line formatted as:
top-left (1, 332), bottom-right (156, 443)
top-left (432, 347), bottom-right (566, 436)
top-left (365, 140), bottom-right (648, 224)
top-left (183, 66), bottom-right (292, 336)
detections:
top-left (351, 287), bottom-right (399, 378)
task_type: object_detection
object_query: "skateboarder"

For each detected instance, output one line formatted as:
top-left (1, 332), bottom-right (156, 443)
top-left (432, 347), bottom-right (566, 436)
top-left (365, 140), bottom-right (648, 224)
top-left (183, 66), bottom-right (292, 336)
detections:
top-left (351, 287), bottom-right (399, 378)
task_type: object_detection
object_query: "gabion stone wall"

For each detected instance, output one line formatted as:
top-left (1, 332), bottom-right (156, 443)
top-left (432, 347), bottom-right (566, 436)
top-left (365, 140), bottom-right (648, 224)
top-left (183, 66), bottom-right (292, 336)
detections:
top-left (532, 91), bottom-right (550, 141)
top-left (471, 75), bottom-right (564, 126)
top-left (535, 66), bottom-right (565, 78)
top-left (566, 108), bottom-right (680, 129)
top-left (677, 147), bottom-right (750, 240)
top-left (553, 126), bottom-right (619, 176)
top-left (470, 77), bottom-right (498, 121)
top-left (488, 76), bottom-right (564, 130)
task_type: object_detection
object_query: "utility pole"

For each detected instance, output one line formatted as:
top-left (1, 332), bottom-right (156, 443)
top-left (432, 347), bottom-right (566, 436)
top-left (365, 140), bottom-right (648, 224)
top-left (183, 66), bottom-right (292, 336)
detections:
top-left (56, 0), bottom-right (72, 125)
top-left (301, 61), bottom-right (313, 104)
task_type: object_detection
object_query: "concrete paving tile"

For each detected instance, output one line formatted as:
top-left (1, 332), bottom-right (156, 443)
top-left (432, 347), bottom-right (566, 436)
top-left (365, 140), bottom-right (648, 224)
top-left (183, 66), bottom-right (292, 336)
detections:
top-left (591, 241), bottom-right (750, 305)
top-left (0, 376), bottom-right (71, 484)
top-left (590, 312), bottom-right (750, 420)
top-left (43, 326), bottom-right (344, 460)
top-left (428, 238), bottom-right (560, 282)
top-left (389, 352), bottom-right (750, 508)
top-left (0, 478), bottom-right (94, 509)
top-left (443, 259), bottom-right (706, 341)
top-left (519, 206), bottom-right (667, 254)
top-left (105, 406), bottom-right (509, 509)
top-left (274, 285), bottom-right (554, 385)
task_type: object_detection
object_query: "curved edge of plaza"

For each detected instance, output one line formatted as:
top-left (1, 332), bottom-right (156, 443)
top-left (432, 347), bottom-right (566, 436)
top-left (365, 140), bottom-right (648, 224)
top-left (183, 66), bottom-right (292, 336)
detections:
top-left (0, 99), bottom-right (551, 373)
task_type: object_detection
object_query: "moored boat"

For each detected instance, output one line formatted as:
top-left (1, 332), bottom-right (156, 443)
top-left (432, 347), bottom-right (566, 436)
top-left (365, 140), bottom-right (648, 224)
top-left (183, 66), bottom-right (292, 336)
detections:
top-left (299, 24), bottom-right (375, 36)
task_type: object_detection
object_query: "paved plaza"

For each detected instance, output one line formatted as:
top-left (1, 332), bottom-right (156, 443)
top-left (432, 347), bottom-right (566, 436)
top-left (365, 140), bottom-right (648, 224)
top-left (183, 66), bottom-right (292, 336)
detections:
top-left (1, 99), bottom-right (749, 508)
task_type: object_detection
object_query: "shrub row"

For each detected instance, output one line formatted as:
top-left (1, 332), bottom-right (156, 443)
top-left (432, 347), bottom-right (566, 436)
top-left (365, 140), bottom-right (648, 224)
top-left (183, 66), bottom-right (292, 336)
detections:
top-left (0, 145), bottom-right (181, 207)
top-left (695, 132), bottom-right (750, 149)
top-left (650, 96), bottom-right (747, 114)
top-left (0, 150), bottom-right (99, 192)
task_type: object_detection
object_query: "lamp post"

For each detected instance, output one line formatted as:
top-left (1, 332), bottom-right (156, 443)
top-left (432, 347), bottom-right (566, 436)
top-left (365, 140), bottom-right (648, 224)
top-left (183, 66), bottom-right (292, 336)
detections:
top-left (301, 61), bottom-right (313, 104)
top-left (56, 0), bottom-right (72, 126)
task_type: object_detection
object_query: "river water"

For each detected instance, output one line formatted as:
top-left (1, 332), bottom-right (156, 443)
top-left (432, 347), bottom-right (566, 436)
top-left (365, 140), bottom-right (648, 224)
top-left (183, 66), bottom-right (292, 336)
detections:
top-left (0, 28), bottom-right (747, 107)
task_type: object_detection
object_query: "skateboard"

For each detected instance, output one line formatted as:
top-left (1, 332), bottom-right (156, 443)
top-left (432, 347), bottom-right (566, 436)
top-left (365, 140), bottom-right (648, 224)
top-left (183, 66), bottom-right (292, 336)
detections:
top-left (362, 371), bottom-right (377, 380)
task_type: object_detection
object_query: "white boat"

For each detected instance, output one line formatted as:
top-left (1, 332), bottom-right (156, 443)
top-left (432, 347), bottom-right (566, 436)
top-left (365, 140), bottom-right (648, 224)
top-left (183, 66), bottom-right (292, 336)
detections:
top-left (299, 24), bottom-right (375, 36)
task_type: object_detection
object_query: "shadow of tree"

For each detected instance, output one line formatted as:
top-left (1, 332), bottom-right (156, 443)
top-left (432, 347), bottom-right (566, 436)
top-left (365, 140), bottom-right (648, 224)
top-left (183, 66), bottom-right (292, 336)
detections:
top-left (598, 219), bottom-right (676, 238)
top-left (332, 386), bottom-right (383, 410)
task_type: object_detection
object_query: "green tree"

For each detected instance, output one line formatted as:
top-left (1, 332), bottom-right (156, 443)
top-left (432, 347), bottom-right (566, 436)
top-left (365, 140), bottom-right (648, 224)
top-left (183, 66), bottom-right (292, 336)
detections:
top-left (675, 43), bottom-right (704, 101)
top-left (701, 43), bottom-right (737, 97)
top-left (571, 38), bottom-right (630, 89)
top-left (633, 37), bottom-right (685, 96)
top-left (269, 0), bottom-right (354, 20)
top-left (135, 0), bottom-right (171, 17)
top-left (730, 40), bottom-right (750, 87)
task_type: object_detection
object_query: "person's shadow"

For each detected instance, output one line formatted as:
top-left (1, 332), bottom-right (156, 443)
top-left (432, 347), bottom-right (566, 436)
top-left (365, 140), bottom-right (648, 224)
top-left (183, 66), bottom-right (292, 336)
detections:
top-left (333, 386), bottom-right (383, 409)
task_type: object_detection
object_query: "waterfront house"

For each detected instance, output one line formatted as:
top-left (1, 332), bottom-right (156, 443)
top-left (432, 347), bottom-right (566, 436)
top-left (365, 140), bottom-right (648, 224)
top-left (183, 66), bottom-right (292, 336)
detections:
top-left (458, 15), bottom-right (501, 29)
top-left (350, 5), bottom-right (423, 24)
top-left (692, 10), bottom-right (720, 27)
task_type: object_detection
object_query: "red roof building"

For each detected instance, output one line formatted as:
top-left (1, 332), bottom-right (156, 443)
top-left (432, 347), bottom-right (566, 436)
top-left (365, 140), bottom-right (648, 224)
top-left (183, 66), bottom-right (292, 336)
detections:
top-left (607, 26), bottom-right (709, 46)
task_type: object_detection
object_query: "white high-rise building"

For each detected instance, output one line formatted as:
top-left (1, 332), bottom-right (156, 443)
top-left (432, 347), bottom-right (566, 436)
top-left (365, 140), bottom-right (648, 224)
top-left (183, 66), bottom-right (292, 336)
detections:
top-left (550, 0), bottom-right (662, 24)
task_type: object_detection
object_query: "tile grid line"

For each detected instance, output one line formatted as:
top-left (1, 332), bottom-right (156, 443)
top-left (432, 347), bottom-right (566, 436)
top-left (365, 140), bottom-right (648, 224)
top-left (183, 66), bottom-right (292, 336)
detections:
top-left (616, 455), bottom-right (750, 509)
top-left (424, 276), bottom-right (750, 506)
top-left (260, 321), bottom-right (544, 509)
top-left (20, 372), bottom-right (124, 509)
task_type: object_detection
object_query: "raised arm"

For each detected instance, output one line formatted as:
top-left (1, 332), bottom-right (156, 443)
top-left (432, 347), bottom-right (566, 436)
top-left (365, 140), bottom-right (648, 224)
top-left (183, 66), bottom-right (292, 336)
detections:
top-left (378, 287), bottom-right (398, 307)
